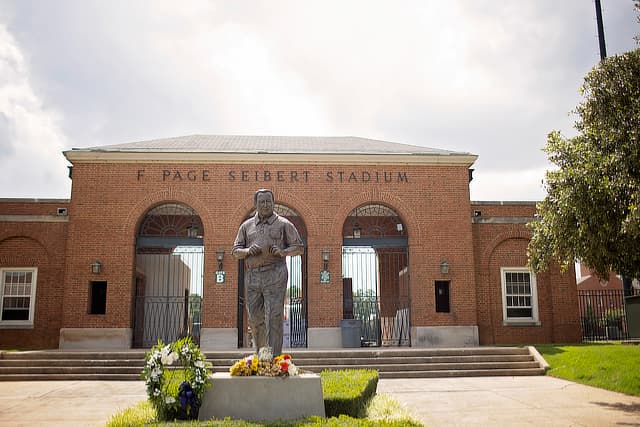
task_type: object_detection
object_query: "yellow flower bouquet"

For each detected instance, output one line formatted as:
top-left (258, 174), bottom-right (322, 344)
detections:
top-left (229, 347), bottom-right (299, 377)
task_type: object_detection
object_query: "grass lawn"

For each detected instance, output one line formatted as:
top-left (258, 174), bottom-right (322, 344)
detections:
top-left (536, 343), bottom-right (640, 396)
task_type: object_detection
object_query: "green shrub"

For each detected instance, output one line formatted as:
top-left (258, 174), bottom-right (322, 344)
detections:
top-left (321, 369), bottom-right (379, 418)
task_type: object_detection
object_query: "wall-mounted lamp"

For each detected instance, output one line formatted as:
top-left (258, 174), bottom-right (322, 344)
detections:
top-left (322, 248), bottom-right (330, 271)
top-left (91, 260), bottom-right (102, 274)
top-left (440, 260), bottom-right (449, 275)
top-left (216, 248), bottom-right (225, 271)
top-left (320, 248), bottom-right (331, 284)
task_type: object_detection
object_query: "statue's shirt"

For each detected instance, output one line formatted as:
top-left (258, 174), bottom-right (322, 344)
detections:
top-left (232, 212), bottom-right (303, 268)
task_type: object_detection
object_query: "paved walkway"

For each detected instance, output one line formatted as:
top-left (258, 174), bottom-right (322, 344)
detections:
top-left (0, 376), bottom-right (639, 426)
top-left (0, 381), bottom-right (147, 427)
top-left (378, 376), bottom-right (640, 427)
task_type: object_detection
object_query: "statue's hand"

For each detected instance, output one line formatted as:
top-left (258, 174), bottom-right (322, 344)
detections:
top-left (247, 244), bottom-right (262, 256)
top-left (269, 245), bottom-right (284, 257)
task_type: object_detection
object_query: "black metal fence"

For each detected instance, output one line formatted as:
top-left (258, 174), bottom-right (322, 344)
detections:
top-left (353, 296), bottom-right (381, 346)
top-left (578, 289), bottom-right (640, 341)
top-left (133, 290), bottom-right (201, 348)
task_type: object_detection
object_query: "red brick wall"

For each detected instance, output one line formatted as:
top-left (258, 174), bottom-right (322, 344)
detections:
top-left (0, 164), bottom-right (582, 348)
top-left (472, 210), bottom-right (581, 344)
top-left (0, 216), bottom-right (68, 349)
top-left (0, 199), bottom-right (69, 216)
top-left (61, 162), bottom-right (477, 335)
top-left (471, 201), bottom-right (537, 218)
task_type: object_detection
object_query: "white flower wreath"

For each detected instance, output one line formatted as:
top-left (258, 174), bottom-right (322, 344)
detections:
top-left (141, 336), bottom-right (211, 420)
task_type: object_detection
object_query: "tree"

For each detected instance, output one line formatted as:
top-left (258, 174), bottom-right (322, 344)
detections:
top-left (636, 0), bottom-right (640, 45)
top-left (527, 48), bottom-right (640, 280)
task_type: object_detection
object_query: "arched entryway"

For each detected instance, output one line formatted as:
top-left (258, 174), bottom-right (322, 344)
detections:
top-left (237, 203), bottom-right (308, 348)
top-left (133, 203), bottom-right (204, 348)
top-left (342, 203), bottom-right (410, 347)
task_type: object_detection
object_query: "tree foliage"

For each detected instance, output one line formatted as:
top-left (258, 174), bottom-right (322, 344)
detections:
top-left (528, 48), bottom-right (640, 279)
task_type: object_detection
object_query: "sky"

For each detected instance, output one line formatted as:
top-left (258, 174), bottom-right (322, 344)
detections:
top-left (0, 1), bottom-right (638, 201)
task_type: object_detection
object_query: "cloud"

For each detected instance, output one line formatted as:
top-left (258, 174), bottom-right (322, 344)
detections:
top-left (0, 23), bottom-right (70, 198)
top-left (0, 0), bottom-right (638, 200)
top-left (470, 166), bottom-right (548, 201)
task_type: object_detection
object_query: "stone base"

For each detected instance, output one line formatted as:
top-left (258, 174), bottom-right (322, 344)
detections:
top-left (411, 326), bottom-right (479, 347)
top-left (199, 328), bottom-right (237, 350)
top-left (59, 328), bottom-right (132, 349)
top-left (199, 373), bottom-right (325, 422)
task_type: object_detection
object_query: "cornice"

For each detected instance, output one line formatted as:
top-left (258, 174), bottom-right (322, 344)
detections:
top-left (63, 151), bottom-right (478, 167)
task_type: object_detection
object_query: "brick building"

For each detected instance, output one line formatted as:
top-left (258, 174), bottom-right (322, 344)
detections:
top-left (0, 135), bottom-right (581, 349)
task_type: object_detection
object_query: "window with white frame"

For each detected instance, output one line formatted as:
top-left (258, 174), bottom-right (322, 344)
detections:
top-left (501, 267), bottom-right (539, 324)
top-left (1, 268), bottom-right (37, 325)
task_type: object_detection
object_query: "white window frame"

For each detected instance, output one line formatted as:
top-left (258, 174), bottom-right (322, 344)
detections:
top-left (0, 267), bottom-right (38, 328)
top-left (500, 267), bottom-right (540, 325)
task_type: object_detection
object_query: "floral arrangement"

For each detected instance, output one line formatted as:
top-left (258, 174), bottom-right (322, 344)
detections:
top-left (229, 347), bottom-right (299, 377)
top-left (141, 336), bottom-right (212, 420)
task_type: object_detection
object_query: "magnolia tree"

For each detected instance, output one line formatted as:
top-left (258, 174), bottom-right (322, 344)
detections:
top-left (528, 48), bottom-right (640, 280)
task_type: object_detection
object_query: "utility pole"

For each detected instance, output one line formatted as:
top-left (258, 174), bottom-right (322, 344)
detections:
top-left (594, 0), bottom-right (607, 60)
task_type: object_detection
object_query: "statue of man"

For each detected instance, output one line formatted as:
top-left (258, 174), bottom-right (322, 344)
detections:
top-left (232, 189), bottom-right (304, 356)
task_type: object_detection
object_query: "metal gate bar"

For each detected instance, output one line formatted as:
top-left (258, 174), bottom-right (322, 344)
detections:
top-left (342, 246), bottom-right (410, 347)
top-left (578, 289), bottom-right (639, 341)
top-left (133, 247), bottom-right (203, 348)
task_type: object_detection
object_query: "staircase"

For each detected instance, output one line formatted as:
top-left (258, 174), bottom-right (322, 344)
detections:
top-left (0, 347), bottom-right (546, 381)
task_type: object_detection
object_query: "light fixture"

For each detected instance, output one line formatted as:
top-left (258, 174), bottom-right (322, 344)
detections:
top-left (320, 249), bottom-right (331, 284)
top-left (91, 260), bottom-right (102, 274)
top-left (216, 248), bottom-right (225, 270)
top-left (322, 249), bottom-right (330, 271)
top-left (186, 222), bottom-right (199, 238)
top-left (440, 260), bottom-right (449, 275)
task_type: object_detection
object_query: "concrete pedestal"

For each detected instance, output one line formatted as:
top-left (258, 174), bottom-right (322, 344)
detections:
top-left (198, 373), bottom-right (325, 422)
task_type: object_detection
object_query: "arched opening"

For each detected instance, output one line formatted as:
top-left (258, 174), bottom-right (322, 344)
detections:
top-left (237, 203), bottom-right (308, 349)
top-left (342, 203), bottom-right (410, 347)
top-left (133, 203), bottom-right (204, 348)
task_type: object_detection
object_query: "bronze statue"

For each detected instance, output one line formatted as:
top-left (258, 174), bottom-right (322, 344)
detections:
top-left (232, 189), bottom-right (304, 356)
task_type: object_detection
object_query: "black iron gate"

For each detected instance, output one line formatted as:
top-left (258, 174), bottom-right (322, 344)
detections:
top-left (342, 246), bottom-right (410, 347)
top-left (286, 254), bottom-right (307, 347)
top-left (578, 288), bottom-right (640, 341)
top-left (133, 246), bottom-right (204, 348)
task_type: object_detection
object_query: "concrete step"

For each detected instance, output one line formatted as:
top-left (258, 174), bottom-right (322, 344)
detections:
top-left (0, 359), bottom-right (145, 367)
top-left (0, 351), bottom-right (147, 360)
top-left (0, 366), bottom-right (143, 375)
top-left (292, 361), bottom-right (541, 372)
top-left (378, 367), bottom-right (546, 378)
top-left (0, 347), bottom-right (546, 380)
top-left (0, 373), bottom-right (141, 381)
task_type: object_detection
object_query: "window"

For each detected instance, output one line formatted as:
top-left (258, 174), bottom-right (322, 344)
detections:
top-left (501, 268), bottom-right (539, 325)
top-left (1, 268), bottom-right (37, 326)
top-left (89, 281), bottom-right (107, 315)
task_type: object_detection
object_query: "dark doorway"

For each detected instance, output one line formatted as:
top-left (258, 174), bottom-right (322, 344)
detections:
top-left (435, 280), bottom-right (450, 313)
top-left (132, 203), bottom-right (204, 348)
top-left (342, 204), bottom-right (410, 347)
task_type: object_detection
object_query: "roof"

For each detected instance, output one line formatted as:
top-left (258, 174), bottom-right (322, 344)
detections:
top-left (64, 135), bottom-right (477, 166)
